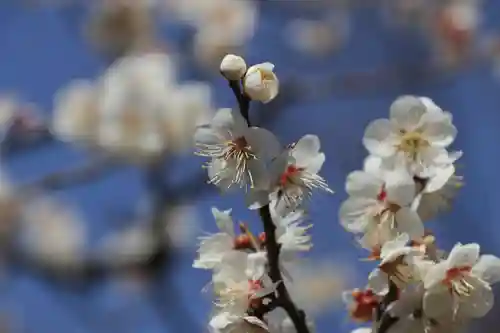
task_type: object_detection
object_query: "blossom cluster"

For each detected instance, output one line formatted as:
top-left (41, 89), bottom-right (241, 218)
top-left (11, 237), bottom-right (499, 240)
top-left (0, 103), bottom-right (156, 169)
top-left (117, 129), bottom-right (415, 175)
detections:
top-left (340, 96), bottom-right (500, 333)
top-left (52, 51), bottom-right (212, 162)
top-left (193, 54), bottom-right (334, 333)
top-left (193, 54), bottom-right (500, 333)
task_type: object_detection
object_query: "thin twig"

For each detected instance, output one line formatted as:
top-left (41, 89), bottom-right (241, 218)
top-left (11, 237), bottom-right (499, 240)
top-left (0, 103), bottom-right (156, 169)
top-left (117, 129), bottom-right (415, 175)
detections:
top-left (375, 280), bottom-right (400, 333)
top-left (228, 80), bottom-right (251, 125)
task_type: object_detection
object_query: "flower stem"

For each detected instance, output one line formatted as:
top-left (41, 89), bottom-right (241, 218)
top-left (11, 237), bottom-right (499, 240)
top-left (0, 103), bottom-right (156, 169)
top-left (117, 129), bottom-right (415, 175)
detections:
top-left (228, 80), bottom-right (251, 126)
top-left (259, 205), bottom-right (310, 333)
top-left (376, 280), bottom-right (399, 333)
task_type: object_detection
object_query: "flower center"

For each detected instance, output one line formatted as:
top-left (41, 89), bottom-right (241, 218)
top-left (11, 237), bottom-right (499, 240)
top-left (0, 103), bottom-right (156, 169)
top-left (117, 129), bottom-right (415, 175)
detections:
top-left (367, 247), bottom-right (381, 261)
top-left (350, 289), bottom-right (378, 322)
top-left (233, 234), bottom-right (252, 250)
top-left (223, 136), bottom-right (255, 161)
top-left (380, 256), bottom-right (412, 286)
top-left (279, 164), bottom-right (303, 187)
top-left (377, 187), bottom-right (387, 202)
top-left (258, 69), bottom-right (274, 82)
top-left (444, 266), bottom-right (473, 296)
top-left (397, 130), bottom-right (429, 160)
top-left (248, 280), bottom-right (264, 308)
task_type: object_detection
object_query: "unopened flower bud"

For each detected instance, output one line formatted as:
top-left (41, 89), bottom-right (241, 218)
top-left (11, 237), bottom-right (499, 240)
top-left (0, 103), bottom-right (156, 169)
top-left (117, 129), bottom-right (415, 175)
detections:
top-left (243, 62), bottom-right (279, 103)
top-left (220, 54), bottom-right (247, 80)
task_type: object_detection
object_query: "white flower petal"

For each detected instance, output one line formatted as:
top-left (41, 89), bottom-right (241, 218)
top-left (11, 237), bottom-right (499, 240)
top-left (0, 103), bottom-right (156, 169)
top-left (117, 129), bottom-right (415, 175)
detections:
top-left (338, 197), bottom-right (377, 233)
top-left (207, 159), bottom-right (237, 191)
top-left (246, 252), bottom-right (268, 280)
top-left (351, 328), bottom-right (372, 333)
top-left (345, 170), bottom-right (383, 198)
top-left (245, 127), bottom-right (281, 159)
top-left (385, 169), bottom-right (416, 206)
top-left (363, 119), bottom-right (397, 157)
top-left (389, 95), bottom-right (426, 130)
top-left (472, 255), bottom-right (500, 284)
top-left (394, 208), bottom-right (424, 240)
top-left (447, 243), bottom-right (480, 269)
top-left (368, 269), bottom-right (389, 295)
top-left (291, 134), bottom-right (321, 167)
top-left (420, 111), bottom-right (457, 148)
top-left (423, 286), bottom-right (453, 319)
top-left (424, 164), bottom-right (455, 193)
top-left (211, 207), bottom-right (234, 236)
top-left (305, 152), bottom-right (325, 174)
top-left (380, 233), bottom-right (410, 260)
top-left (211, 108), bottom-right (248, 134)
top-left (247, 159), bottom-right (270, 190)
top-left (245, 189), bottom-right (270, 210)
top-left (194, 126), bottom-right (223, 146)
top-left (423, 262), bottom-right (448, 289)
top-left (457, 276), bottom-right (494, 318)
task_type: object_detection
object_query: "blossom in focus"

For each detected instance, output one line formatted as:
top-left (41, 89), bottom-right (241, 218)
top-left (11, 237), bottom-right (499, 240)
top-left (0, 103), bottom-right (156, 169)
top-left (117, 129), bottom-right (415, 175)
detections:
top-left (339, 167), bottom-right (424, 240)
top-left (412, 166), bottom-right (463, 222)
top-left (247, 135), bottom-right (332, 216)
top-left (273, 210), bottom-right (312, 260)
top-left (220, 54), bottom-right (247, 80)
top-left (243, 62), bottom-right (279, 104)
top-left (363, 95), bottom-right (457, 178)
top-left (368, 233), bottom-right (424, 293)
top-left (343, 288), bottom-right (379, 322)
top-left (193, 207), bottom-right (239, 270)
top-left (423, 243), bottom-right (500, 320)
top-left (195, 108), bottom-right (280, 190)
top-left (209, 252), bottom-right (277, 333)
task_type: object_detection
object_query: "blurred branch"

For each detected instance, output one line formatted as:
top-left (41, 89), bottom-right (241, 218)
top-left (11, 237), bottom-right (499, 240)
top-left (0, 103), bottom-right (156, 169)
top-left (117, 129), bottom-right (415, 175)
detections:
top-left (17, 155), bottom-right (119, 194)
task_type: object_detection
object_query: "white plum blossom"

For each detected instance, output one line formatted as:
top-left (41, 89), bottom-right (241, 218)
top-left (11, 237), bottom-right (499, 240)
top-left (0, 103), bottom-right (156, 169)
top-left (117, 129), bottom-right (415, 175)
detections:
top-left (363, 95), bottom-right (457, 178)
top-left (220, 54), bottom-right (247, 80)
top-left (193, 207), bottom-right (239, 270)
top-left (351, 328), bottom-right (372, 333)
top-left (52, 80), bottom-right (98, 145)
top-left (339, 167), bottom-right (424, 240)
top-left (412, 164), bottom-right (463, 221)
top-left (243, 62), bottom-right (279, 104)
top-left (209, 251), bottom-right (277, 333)
top-left (342, 287), bottom-right (379, 322)
top-left (274, 210), bottom-right (313, 260)
top-left (368, 233), bottom-right (425, 294)
top-left (247, 135), bottom-right (332, 215)
top-left (21, 197), bottom-right (86, 268)
top-left (423, 243), bottom-right (500, 320)
top-left (195, 108), bottom-right (281, 190)
top-left (191, 61), bottom-right (477, 333)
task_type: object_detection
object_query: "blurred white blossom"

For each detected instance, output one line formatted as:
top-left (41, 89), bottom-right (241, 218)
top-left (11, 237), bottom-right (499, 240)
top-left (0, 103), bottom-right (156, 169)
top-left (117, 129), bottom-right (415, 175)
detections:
top-left (52, 52), bottom-right (213, 161)
top-left (21, 197), bottom-right (86, 268)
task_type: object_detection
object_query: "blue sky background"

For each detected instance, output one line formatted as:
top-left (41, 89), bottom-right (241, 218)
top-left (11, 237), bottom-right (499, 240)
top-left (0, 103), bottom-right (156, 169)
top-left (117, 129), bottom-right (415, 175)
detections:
top-left (1, 1), bottom-right (500, 333)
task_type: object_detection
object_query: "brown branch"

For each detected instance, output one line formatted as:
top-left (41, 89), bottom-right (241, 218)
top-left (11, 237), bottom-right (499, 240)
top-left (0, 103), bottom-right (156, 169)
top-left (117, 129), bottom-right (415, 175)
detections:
top-left (259, 205), bottom-right (310, 333)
